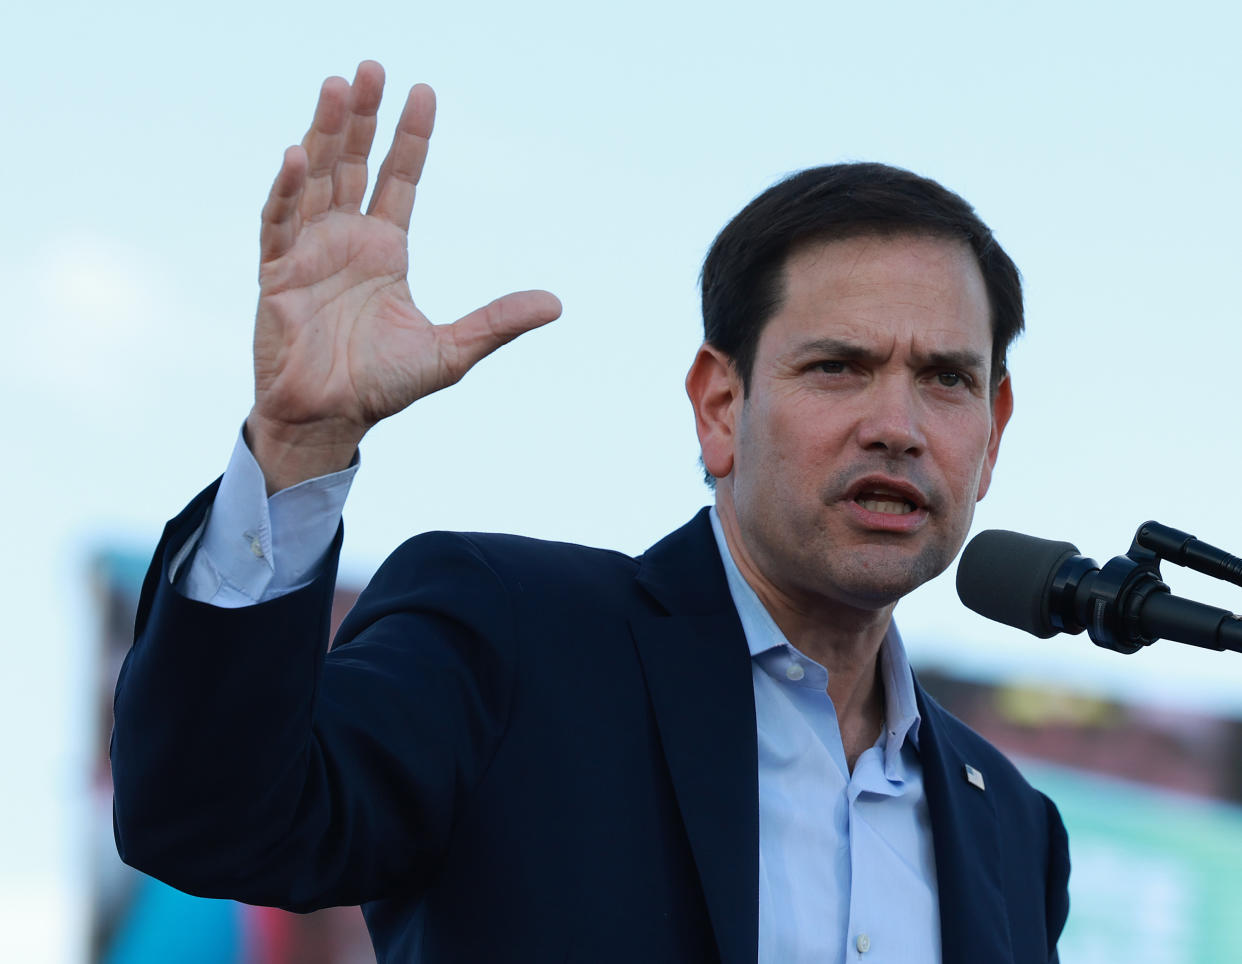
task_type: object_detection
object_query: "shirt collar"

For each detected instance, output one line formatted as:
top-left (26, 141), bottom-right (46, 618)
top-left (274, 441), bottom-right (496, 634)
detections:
top-left (709, 507), bottom-right (922, 751)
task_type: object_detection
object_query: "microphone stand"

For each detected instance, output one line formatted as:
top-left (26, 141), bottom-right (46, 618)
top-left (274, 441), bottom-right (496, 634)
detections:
top-left (1078, 523), bottom-right (1242, 656)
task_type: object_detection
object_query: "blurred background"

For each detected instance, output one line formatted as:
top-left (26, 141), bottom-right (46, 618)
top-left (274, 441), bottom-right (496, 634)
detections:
top-left (6, 0), bottom-right (1242, 960)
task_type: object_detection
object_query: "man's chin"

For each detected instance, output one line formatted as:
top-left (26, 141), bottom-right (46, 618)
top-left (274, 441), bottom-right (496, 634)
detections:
top-left (829, 544), bottom-right (953, 608)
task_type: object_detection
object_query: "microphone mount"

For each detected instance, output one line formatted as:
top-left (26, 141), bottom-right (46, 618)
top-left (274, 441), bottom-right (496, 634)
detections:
top-left (1133, 521), bottom-right (1242, 589)
top-left (1055, 540), bottom-right (1166, 655)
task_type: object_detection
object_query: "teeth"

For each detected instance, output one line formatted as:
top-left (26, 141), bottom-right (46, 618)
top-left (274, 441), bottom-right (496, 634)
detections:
top-left (858, 498), bottom-right (913, 515)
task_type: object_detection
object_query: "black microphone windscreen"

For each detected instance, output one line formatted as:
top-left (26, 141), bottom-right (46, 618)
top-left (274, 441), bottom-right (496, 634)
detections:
top-left (956, 530), bottom-right (1080, 638)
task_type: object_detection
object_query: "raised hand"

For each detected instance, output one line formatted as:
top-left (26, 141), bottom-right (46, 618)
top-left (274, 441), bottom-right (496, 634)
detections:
top-left (247, 62), bottom-right (561, 492)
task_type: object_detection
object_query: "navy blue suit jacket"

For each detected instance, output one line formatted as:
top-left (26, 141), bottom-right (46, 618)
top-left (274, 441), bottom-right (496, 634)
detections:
top-left (113, 487), bottom-right (1069, 962)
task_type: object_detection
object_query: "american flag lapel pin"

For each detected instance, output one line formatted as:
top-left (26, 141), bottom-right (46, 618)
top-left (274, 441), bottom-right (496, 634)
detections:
top-left (964, 764), bottom-right (986, 791)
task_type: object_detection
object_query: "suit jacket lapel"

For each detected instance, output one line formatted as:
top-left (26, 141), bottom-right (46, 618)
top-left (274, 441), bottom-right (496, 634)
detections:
top-left (629, 509), bottom-right (759, 964)
top-left (916, 686), bottom-right (1015, 964)
top-left (628, 511), bottom-right (1014, 964)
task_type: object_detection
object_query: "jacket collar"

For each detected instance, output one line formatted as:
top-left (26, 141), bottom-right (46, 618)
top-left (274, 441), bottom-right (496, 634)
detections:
top-left (629, 508), bottom-right (759, 964)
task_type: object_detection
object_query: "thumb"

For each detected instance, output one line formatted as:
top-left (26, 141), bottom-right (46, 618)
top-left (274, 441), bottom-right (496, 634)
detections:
top-left (440, 290), bottom-right (562, 382)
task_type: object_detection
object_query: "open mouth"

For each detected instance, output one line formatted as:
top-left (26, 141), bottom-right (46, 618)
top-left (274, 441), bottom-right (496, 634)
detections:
top-left (846, 476), bottom-right (928, 519)
top-left (854, 494), bottom-right (917, 515)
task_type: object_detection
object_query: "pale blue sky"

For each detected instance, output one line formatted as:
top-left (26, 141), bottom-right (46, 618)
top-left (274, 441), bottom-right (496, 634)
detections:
top-left (5, 1), bottom-right (1241, 958)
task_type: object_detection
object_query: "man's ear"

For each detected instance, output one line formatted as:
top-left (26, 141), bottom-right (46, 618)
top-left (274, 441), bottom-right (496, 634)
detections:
top-left (976, 373), bottom-right (1014, 501)
top-left (685, 343), bottom-right (742, 482)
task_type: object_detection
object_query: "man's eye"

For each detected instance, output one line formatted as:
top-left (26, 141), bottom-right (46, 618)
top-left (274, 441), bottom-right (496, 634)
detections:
top-left (936, 371), bottom-right (966, 388)
top-left (814, 361), bottom-right (846, 374)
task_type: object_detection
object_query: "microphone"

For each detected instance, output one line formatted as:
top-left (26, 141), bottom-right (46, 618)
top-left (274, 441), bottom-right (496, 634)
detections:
top-left (956, 529), bottom-right (1242, 655)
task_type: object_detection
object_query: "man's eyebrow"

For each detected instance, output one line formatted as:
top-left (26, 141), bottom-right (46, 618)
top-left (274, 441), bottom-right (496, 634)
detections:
top-left (792, 338), bottom-right (880, 361)
top-left (791, 339), bottom-right (988, 374)
top-left (919, 348), bottom-right (988, 373)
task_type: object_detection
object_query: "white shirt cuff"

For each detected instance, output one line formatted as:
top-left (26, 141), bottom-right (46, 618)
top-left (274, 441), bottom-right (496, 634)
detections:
top-left (178, 427), bottom-right (358, 607)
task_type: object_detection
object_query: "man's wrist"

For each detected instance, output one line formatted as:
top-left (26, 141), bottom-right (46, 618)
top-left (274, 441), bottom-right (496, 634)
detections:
top-left (244, 411), bottom-right (363, 495)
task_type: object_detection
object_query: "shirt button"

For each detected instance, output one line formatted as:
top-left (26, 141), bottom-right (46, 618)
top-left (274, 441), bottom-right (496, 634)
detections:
top-left (785, 662), bottom-right (805, 682)
top-left (856, 933), bottom-right (871, 954)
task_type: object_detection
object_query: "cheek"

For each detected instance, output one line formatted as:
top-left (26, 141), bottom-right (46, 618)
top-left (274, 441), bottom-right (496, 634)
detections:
top-left (937, 417), bottom-right (994, 497)
top-left (766, 413), bottom-right (841, 487)
top-left (734, 406), bottom-right (826, 511)
top-left (974, 458), bottom-right (994, 501)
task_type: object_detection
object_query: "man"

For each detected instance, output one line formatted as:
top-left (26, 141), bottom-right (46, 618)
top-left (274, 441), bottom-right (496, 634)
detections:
top-left (112, 62), bottom-right (1069, 963)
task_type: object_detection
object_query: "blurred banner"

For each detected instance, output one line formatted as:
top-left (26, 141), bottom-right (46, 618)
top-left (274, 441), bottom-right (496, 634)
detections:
top-left (918, 670), bottom-right (1242, 963)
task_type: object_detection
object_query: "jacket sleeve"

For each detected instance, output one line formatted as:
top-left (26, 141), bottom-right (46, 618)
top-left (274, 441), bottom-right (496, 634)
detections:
top-left (111, 485), bottom-right (521, 911)
top-left (1044, 792), bottom-right (1071, 962)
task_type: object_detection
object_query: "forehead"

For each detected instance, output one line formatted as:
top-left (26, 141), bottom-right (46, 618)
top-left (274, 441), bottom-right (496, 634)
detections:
top-left (762, 234), bottom-right (992, 358)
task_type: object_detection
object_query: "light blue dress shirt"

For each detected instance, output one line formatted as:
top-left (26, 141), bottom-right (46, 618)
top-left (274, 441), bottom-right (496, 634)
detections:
top-left (181, 430), bottom-right (941, 962)
top-left (709, 511), bottom-right (940, 964)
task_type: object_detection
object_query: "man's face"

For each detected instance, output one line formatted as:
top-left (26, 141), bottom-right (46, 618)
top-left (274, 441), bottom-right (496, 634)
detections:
top-left (695, 233), bottom-right (1012, 614)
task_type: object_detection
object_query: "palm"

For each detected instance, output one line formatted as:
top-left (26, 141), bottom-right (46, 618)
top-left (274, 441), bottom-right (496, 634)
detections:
top-left (256, 210), bottom-right (437, 428)
top-left (249, 63), bottom-right (560, 483)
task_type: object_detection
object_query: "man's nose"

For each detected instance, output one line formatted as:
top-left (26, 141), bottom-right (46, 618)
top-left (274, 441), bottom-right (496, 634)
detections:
top-left (855, 378), bottom-right (926, 456)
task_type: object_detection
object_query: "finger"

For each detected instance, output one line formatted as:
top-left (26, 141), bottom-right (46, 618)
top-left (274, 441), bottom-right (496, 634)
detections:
top-left (333, 61), bottom-right (385, 212)
top-left (259, 145), bottom-right (308, 264)
top-left (439, 290), bottom-right (563, 384)
top-left (367, 84), bottom-right (436, 231)
top-left (299, 75), bottom-right (351, 220)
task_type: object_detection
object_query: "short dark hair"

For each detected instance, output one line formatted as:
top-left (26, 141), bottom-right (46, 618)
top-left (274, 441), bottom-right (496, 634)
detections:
top-left (700, 162), bottom-right (1023, 394)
